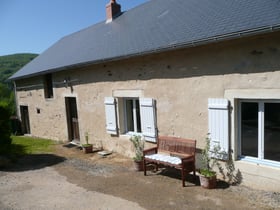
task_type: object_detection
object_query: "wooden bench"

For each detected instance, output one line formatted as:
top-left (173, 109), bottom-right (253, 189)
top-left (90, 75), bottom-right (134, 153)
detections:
top-left (143, 136), bottom-right (196, 187)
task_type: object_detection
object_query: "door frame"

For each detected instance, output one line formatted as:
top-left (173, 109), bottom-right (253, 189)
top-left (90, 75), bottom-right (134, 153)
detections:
top-left (20, 105), bottom-right (31, 134)
top-left (65, 97), bottom-right (80, 141)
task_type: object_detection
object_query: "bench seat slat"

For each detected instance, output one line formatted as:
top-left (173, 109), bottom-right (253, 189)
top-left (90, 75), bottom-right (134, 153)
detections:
top-left (145, 154), bottom-right (182, 165)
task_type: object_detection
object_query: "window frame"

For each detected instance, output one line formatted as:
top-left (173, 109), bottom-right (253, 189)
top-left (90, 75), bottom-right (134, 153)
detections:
top-left (123, 97), bottom-right (141, 135)
top-left (238, 99), bottom-right (280, 167)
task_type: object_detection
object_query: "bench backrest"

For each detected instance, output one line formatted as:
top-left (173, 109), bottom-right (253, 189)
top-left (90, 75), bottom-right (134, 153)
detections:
top-left (157, 136), bottom-right (196, 155)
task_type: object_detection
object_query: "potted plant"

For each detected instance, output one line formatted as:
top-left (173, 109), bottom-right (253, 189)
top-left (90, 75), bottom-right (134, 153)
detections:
top-left (199, 134), bottom-right (220, 189)
top-left (130, 135), bottom-right (145, 171)
top-left (82, 132), bottom-right (93, 154)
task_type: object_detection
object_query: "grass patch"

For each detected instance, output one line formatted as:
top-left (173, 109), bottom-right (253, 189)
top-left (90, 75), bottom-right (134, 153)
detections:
top-left (0, 136), bottom-right (56, 160)
top-left (11, 136), bottom-right (56, 155)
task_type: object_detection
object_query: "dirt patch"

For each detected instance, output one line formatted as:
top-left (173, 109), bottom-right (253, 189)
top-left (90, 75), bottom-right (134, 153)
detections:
top-left (54, 144), bottom-right (280, 210)
top-left (1, 143), bottom-right (280, 210)
top-left (0, 167), bottom-right (145, 210)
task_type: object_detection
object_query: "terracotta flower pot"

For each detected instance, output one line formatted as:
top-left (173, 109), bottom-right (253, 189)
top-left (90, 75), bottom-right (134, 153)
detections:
top-left (199, 174), bottom-right (217, 189)
top-left (134, 160), bottom-right (144, 171)
top-left (82, 144), bottom-right (93, 154)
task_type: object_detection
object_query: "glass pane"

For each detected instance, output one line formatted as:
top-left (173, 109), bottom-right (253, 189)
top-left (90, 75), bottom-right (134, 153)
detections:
top-left (264, 103), bottom-right (280, 161)
top-left (126, 100), bottom-right (134, 132)
top-left (241, 102), bottom-right (258, 157)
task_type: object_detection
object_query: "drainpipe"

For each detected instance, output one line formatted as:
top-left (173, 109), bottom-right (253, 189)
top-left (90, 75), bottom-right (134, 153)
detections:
top-left (13, 81), bottom-right (19, 118)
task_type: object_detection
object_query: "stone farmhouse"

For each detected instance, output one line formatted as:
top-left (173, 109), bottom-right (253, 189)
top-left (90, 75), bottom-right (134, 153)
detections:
top-left (10, 0), bottom-right (280, 191)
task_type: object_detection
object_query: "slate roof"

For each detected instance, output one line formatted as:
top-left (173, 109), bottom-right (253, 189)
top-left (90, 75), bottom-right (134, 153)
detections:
top-left (10, 0), bottom-right (280, 80)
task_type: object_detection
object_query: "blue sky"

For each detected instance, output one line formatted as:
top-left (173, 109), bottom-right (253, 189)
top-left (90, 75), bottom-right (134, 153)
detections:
top-left (0, 0), bottom-right (148, 56)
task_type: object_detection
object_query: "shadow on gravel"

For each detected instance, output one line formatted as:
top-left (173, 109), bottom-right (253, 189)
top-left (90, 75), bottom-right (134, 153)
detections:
top-left (1, 154), bottom-right (66, 172)
top-left (149, 167), bottom-right (231, 189)
top-left (216, 180), bottom-right (230, 189)
top-left (152, 167), bottom-right (199, 187)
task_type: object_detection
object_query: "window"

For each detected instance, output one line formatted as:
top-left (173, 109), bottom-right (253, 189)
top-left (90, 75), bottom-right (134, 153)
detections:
top-left (239, 100), bottom-right (280, 163)
top-left (44, 74), bottom-right (53, 98)
top-left (104, 97), bottom-right (157, 142)
top-left (124, 98), bottom-right (141, 133)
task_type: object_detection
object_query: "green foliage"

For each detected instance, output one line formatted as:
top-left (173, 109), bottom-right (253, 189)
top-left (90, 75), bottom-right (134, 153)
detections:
top-left (82, 132), bottom-right (92, 147)
top-left (0, 83), bottom-right (15, 114)
top-left (10, 136), bottom-right (55, 156)
top-left (201, 134), bottom-right (211, 171)
top-left (0, 103), bottom-right (12, 147)
top-left (0, 83), bottom-right (11, 99)
top-left (130, 135), bottom-right (145, 161)
top-left (0, 53), bottom-right (38, 115)
top-left (200, 168), bottom-right (216, 177)
top-left (200, 134), bottom-right (219, 177)
top-left (200, 134), bottom-right (241, 184)
top-left (215, 150), bottom-right (241, 185)
top-left (0, 136), bottom-right (55, 160)
top-left (82, 144), bottom-right (92, 147)
top-left (0, 53), bottom-right (38, 83)
top-left (85, 132), bottom-right (89, 144)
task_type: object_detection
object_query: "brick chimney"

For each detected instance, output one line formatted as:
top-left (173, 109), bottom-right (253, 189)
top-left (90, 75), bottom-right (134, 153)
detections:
top-left (106, 0), bottom-right (121, 23)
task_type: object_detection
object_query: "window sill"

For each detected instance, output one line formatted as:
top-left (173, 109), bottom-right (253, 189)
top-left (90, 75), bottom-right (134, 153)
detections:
top-left (121, 132), bottom-right (143, 138)
top-left (238, 156), bottom-right (280, 168)
top-left (45, 97), bottom-right (54, 101)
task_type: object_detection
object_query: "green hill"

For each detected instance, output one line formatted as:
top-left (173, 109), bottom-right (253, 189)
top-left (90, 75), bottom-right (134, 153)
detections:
top-left (0, 53), bottom-right (38, 114)
top-left (0, 53), bottom-right (38, 83)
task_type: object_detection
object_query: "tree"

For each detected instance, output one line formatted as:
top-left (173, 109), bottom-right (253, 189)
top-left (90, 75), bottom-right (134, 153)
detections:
top-left (0, 83), bottom-right (15, 115)
top-left (0, 101), bottom-right (12, 147)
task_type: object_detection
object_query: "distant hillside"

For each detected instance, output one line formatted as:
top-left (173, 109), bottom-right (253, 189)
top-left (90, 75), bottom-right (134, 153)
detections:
top-left (0, 53), bottom-right (38, 83)
top-left (0, 53), bottom-right (38, 114)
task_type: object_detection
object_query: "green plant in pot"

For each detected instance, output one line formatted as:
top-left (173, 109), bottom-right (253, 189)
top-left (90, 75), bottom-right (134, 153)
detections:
top-left (82, 132), bottom-right (93, 154)
top-left (130, 135), bottom-right (145, 171)
top-left (199, 134), bottom-right (220, 189)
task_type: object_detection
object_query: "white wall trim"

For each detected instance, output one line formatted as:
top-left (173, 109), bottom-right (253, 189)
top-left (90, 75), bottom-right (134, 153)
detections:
top-left (225, 89), bottom-right (280, 100)
top-left (112, 89), bottom-right (144, 98)
top-left (62, 93), bottom-right (78, 98)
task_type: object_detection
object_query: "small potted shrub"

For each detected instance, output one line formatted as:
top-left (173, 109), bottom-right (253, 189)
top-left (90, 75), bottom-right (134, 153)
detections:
top-left (130, 135), bottom-right (145, 171)
top-left (199, 134), bottom-right (220, 189)
top-left (82, 132), bottom-right (93, 154)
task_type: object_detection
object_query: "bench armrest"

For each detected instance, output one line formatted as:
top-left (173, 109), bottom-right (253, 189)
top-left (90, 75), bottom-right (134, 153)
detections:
top-left (181, 155), bottom-right (195, 163)
top-left (143, 147), bottom-right (158, 156)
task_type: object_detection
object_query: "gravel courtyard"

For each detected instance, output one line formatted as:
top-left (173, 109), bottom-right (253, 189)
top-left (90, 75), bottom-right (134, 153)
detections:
top-left (0, 144), bottom-right (279, 210)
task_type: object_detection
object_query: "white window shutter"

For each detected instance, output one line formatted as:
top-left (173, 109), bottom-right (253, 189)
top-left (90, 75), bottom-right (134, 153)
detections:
top-left (208, 98), bottom-right (229, 160)
top-left (140, 98), bottom-right (157, 142)
top-left (104, 97), bottom-right (118, 135)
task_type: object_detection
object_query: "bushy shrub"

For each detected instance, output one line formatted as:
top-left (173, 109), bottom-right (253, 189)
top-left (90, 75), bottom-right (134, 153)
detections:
top-left (0, 101), bottom-right (12, 146)
top-left (130, 135), bottom-right (145, 161)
